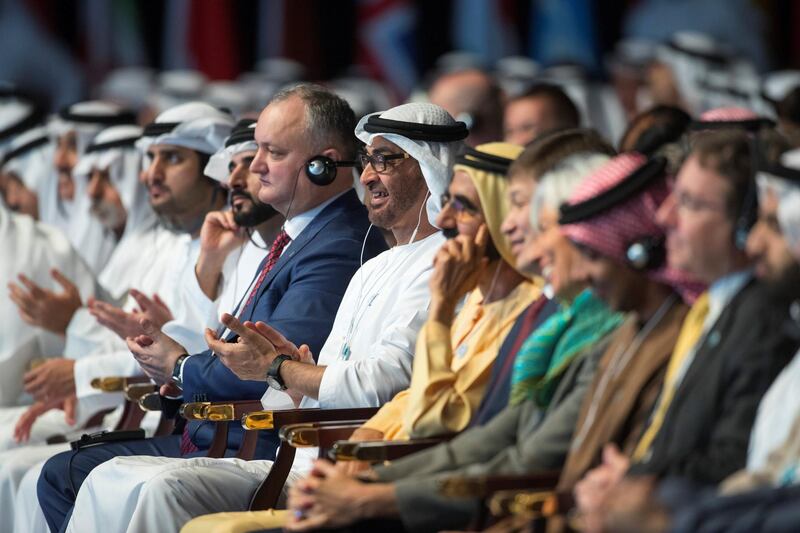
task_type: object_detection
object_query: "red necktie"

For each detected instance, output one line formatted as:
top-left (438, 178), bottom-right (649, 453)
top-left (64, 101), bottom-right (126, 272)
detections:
top-left (180, 230), bottom-right (291, 456)
top-left (240, 229), bottom-right (291, 315)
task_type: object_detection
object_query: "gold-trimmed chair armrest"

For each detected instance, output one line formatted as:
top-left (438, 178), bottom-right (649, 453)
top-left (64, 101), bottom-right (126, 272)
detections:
top-left (90, 375), bottom-right (151, 392)
top-left (241, 407), bottom-right (379, 431)
top-left (488, 488), bottom-right (559, 519)
top-left (179, 400), bottom-right (264, 422)
top-left (124, 383), bottom-right (157, 403)
top-left (438, 471), bottom-right (562, 499)
top-left (331, 436), bottom-right (449, 462)
top-left (278, 422), bottom-right (365, 449)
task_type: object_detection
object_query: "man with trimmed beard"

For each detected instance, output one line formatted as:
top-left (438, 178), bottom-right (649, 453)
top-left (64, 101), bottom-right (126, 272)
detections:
top-left (59, 102), bottom-right (464, 533)
top-left (38, 85), bottom-right (388, 533)
top-left (155, 118), bottom-right (283, 353)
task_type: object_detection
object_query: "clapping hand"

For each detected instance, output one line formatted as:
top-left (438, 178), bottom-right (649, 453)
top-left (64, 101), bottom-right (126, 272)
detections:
top-left (89, 289), bottom-right (173, 340)
top-left (8, 269), bottom-right (82, 335)
top-left (126, 319), bottom-right (187, 385)
top-left (205, 313), bottom-right (301, 381)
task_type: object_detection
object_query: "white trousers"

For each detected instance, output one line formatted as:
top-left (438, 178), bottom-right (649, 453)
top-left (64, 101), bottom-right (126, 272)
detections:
top-left (14, 459), bottom-right (51, 533)
top-left (66, 456), bottom-right (296, 533)
top-left (0, 444), bottom-right (68, 533)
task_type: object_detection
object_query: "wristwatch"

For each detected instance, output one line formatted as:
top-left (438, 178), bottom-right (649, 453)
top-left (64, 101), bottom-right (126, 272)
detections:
top-left (171, 353), bottom-right (189, 389)
top-left (266, 354), bottom-right (292, 391)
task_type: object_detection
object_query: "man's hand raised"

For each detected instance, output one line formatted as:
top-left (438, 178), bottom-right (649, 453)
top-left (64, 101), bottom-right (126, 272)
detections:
top-left (23, 357), bottom-right (76, 402)
top-left (90, 290), bottom-right (174, 340)
top-left (429, 224), bottom-right (489, 324)
top-left (130, 289), bottom-right (174, 329)
top-left (14, 395), bottom-right (77, 443)
top-left (8, 269), bottom-right (82, 335)
top-left (126, 319), bottom-right (187, 385)
top-left (195, 211), bottom-right (248, 300)
top-left (200, 210), bottom-right (247, 258)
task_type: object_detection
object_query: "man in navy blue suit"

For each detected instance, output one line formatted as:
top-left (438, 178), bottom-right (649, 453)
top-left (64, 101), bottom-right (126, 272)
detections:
top-left (37, 84), bottom-right (387, 533)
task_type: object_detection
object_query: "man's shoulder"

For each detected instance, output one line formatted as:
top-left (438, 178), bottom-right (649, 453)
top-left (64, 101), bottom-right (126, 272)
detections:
top-left (720, 278), bottom-right (784, 327)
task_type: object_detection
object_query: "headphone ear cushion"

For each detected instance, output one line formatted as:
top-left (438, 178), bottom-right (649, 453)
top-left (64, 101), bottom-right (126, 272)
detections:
top-left (305, 156), bottom-right (337, 186)
top-left (626, 236), bottom-right (666, 271)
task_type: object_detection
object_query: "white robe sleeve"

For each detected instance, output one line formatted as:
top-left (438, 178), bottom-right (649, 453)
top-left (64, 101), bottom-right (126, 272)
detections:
top-left (73, 349), bottom-right (147, 421)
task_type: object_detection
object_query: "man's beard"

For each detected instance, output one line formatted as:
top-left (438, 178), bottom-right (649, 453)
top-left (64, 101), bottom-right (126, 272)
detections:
top-left (230, 190), bottom-right (278, 228)
top-left (366, 172), bottom-right (425, 229)
top-left (90, 200), bottom-right (126, 233)
top-left (764, 260), bottom-right (800, 305)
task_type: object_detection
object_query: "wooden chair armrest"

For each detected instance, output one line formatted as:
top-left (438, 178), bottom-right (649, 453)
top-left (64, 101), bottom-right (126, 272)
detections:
top-left (438, 471), bottom-right (562, 498)
top-left (241, 407), bottom-right (379, 430)
top-left (90, 375), bottom-right (151, 392)
top-left (179, 400), bottom-right (265, 422)
top-left (332, 436), bottom-right (450, 462)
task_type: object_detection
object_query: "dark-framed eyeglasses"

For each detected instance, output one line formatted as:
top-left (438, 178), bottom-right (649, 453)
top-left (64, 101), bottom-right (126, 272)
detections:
top-left (358, 151), bottom-right (410, 173)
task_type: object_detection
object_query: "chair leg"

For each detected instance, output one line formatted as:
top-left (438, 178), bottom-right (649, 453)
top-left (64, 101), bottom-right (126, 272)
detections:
top-left (113, 400), bottom-right (145, 431)
top-left (154, 412), bottom-right (175, 437)
top-left (235, 430), bottom-right (258, 460)
top-left (249, 445), bottom-right (296, 510)
top-left (206, 422), bottom-right (230, 458)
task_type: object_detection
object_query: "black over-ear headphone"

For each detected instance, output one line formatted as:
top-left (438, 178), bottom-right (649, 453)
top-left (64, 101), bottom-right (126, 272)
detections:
top-left (559, 156), bottom-right (669, 271)
top-left (304, 155), bottom-right (358, 186)
top-left (626, 235), bottom-right (667, 271)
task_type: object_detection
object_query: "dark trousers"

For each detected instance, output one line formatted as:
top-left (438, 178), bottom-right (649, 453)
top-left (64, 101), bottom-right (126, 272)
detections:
top-left (37, 434), bottom-right (183, 533)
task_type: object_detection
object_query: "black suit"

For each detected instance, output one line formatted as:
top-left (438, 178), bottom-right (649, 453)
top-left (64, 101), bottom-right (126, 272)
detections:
top-left (630, 278), bottom-right (798, 484)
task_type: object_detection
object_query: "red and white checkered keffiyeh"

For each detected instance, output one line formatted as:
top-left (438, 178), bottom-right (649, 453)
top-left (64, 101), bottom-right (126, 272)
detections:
top-left (561, 153), bottom-right (704, 302)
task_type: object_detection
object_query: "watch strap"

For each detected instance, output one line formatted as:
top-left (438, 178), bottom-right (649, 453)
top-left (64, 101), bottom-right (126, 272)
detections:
top-left (171, 353), bottom-right (189, 388)
top-left (267, 354), bottom-right (292, 390)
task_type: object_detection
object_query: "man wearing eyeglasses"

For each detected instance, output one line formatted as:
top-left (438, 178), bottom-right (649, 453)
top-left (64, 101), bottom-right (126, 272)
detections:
top-left (56, 103), bottom-right (468, 533)
top-left (573, 130), bottom-right (798, 532)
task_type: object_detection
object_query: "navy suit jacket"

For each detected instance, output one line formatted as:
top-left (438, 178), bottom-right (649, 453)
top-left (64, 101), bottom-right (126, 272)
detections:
top-left (182, 189), bottom-right (387, 457)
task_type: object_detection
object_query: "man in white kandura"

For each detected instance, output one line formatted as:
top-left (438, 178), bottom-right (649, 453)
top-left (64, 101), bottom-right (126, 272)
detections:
top-left (64, 103), bottom-right (468, 533)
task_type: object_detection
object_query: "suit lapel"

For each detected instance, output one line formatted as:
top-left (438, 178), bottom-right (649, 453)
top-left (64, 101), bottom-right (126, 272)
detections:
top-left (669, 280), bottom-right (753, 411)
top-left (249, 190), bottom-right (358, 308)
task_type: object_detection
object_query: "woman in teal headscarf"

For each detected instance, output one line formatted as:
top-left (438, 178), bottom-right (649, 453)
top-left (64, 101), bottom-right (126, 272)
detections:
top-left (509, 151), bottom-right (624, 407)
